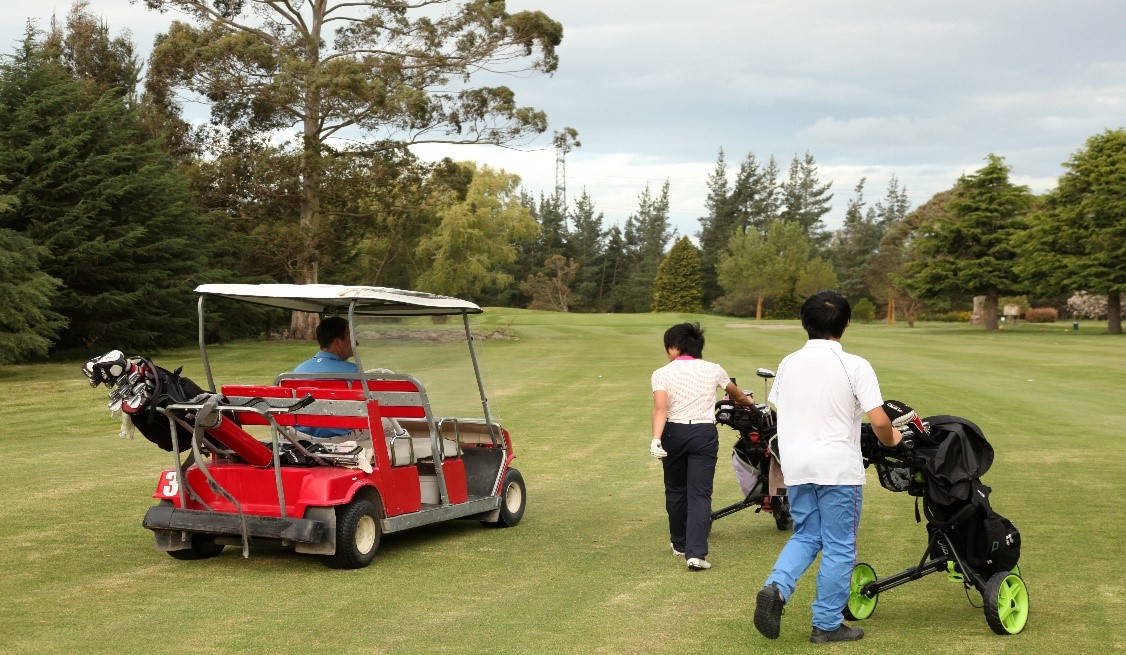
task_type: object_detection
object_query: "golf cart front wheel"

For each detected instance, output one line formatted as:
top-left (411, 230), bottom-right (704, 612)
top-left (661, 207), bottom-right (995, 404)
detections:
top-left (984, 571), bottom-right (1029, 635)
top-left (483, 467), bottom-right (526, 528)
top-left (325, 497), bottom-right (382, 569)
top-left (843, 562), bottom-right (879, 621)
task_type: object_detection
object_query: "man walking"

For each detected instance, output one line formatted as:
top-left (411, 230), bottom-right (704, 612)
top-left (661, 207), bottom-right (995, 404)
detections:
top-left (753, 291), bottom-right (902, 643)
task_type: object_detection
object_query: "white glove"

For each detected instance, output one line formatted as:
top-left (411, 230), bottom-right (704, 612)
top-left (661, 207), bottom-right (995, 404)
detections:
top-left (650, 438), bottom-right (667, 459)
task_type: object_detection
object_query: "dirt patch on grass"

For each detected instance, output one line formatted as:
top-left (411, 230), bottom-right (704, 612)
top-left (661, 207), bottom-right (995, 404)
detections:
top-left (356, 328), bottom-right (516, 342)
top-left (725, 323), bottom-right (799, 330)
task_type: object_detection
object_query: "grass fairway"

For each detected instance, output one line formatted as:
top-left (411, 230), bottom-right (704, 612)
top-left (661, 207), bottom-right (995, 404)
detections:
top-left (1, 311), bottom-right (1122, 654)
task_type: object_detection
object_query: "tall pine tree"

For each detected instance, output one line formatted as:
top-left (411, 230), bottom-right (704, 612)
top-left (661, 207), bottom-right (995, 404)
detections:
top-left (0, 28), bottom-right (207, 351)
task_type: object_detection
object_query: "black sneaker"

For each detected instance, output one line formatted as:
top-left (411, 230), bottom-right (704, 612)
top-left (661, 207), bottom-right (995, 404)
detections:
top-left (753, 583), bottom-right (785, 639)
top-left (810, 624), bottom-right (864, 643)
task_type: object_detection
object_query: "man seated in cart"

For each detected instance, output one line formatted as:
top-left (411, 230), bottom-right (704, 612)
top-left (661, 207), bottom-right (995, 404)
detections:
top-left (288, 315), bottom-right (377, 471)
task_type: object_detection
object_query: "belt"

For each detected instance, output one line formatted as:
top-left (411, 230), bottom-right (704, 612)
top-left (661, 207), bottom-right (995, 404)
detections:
top-left (667, 419), bottom-right (715, 425)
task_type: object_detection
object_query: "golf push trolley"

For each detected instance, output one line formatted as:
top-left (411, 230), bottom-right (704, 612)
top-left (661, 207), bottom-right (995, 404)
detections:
top-left (712, 368), bottom-right (792, 531)
top-left (847, 404), bottom-right (1029, 635)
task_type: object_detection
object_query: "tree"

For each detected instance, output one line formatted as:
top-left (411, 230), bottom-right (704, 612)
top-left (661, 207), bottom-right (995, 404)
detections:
top-left (143, 0), bottom-right (563, 337)
top-left (905, 155), bottom-right (1034, 331)
top-left (0, 181), bottom-right (66, 363)
top-left (615, 181), bottom-right (673, 312)
top-left (697, 149), bottom-right (735, 306)
top-left (44, 2), bottom-right (140, 101)
top-left (716, 219), bottom-right (835, 319)
top-left (521, 254), bottom-right (577, 311)
top-left (415, 164), bottom-right (538, 297)
top-left (0, 27), bottom-right (207, 351)
top-left (652, 236), bottom-right (703, 313)
top-left (779, 151), bottom-right (833, 248)
top-left (869, 190), bottom-right (950, 326)
top-left (1014, 129), bottom-right (1126, 334)
top-left (566, 190), bottom-right (607, 311)
top-left (732, 152), bottom-right (781, 234)
top-left (827, 176), bottom-right (909, 307)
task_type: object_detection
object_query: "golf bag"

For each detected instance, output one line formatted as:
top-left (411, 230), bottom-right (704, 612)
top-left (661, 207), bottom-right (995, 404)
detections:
top-left (862, 408), bottom-right (1021, 578)
top-left (713, 399), bottom-right (791, 530)
top-left (83, 351), bottom-right (207, 452)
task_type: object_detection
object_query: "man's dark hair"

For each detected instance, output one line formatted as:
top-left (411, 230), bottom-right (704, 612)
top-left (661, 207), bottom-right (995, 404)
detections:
top-left (801, 291), bottom-right (851, 339)
top-left (663, 322), bottom-right (705, 358)
top-left (316, 316), bottom-right (350, 349)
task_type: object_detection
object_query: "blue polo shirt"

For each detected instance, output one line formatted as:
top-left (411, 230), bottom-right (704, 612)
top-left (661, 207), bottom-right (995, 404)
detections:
top-left (294, 351), bottom-right (359, 375)
top-left (291, 352), bottom-right (359, 437)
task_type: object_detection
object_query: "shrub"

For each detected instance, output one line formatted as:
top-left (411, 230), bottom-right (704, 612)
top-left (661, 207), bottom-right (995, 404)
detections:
top-left (853, 298), bottom-right (876, 322)
top-left (1025, 307), bottom-right (1059, 323)
top-left (928, 311), bottom-right (973, 322)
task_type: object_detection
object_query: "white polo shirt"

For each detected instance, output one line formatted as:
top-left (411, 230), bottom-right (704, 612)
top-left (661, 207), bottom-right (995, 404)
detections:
top-left (651, 357), bottom-right (731, 423)
top-left (767, 340), bottom-right (884, 486)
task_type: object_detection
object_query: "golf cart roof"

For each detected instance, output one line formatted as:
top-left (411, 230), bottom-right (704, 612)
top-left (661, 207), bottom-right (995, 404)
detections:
top-left (195, 284), bottom-right (482, 316)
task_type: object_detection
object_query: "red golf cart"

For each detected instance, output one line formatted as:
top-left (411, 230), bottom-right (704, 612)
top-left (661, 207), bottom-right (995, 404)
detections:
top-left (92, 284), bottom-right (525, 568)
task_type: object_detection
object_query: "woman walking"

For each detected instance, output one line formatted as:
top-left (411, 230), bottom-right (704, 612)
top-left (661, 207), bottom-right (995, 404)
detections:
top-left (650, 322), bottom-right (754, 570)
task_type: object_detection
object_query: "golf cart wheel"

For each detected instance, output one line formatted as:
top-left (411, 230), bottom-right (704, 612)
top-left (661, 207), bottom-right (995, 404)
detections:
top-left (983, 571), bottom-right (1029, 635)
top-left (166, 534), bottom-right (225, 560)
top-left (483, 467), bottom-right (526, 528)
top-left (843, 562), bottom-right (879, 621)
top-left (325, 498), bottom-right (381, 569)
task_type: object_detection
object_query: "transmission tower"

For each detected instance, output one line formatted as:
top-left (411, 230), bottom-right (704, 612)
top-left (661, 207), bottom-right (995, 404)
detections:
top-left (552, 128), bottom-right (580, 210)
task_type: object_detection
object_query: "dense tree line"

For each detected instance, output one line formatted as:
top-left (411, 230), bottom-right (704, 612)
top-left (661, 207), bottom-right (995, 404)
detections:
top-left (1, 3), bottom-right (1122, 363)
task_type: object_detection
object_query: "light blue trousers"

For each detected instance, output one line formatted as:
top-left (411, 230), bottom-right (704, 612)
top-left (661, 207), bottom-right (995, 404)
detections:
top-left (764, 483), bottom-right (862, 631)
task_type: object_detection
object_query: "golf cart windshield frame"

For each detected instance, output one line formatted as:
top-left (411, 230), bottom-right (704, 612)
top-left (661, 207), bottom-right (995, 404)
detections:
top-left (193, 284), bottom-right (497, 442)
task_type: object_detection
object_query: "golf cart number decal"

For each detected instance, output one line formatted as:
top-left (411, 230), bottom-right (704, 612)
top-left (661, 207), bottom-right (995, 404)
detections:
top-left (161, 471), bottom-right (179, 496)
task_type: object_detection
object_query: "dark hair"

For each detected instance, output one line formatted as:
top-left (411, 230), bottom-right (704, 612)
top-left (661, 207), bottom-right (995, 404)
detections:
top-left (316, 316), bottom-right (350, 349)
top-left (663, 322), bottom-right (705, 358)
top-left (801, 290), bottom-right (851, 339)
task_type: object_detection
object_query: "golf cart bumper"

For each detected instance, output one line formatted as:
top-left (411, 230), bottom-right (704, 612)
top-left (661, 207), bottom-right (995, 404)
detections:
top-left (143, 504), bottom-right (325, 545)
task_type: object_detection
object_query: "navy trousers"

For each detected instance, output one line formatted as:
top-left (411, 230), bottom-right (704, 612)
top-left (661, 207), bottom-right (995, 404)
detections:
top-left (661, 422), bottom-right (719, 560)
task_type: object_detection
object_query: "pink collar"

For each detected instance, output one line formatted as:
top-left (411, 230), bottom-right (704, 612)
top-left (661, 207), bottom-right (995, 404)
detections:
top-left (675, 356), bottom-right (696, 361)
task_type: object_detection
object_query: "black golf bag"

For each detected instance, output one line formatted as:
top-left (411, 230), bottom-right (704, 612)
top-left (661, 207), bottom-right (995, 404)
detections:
top-left (83, 352), bottom-right (208, 452)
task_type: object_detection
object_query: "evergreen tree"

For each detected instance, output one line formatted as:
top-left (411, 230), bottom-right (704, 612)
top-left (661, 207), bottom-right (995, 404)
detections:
top-left (652, 236), bottom-right (703, 312)
top-left (0, 29), bottom-right (207, 351)
top-left (779, 151), bottom-right (833, 249)
top-left (0, 181), bottom-right (66, 362)
top-left (566, 190), bottom-right (607, 311)
top-left (1014, 128), bottom-right (1126, 334)
top-left (732, 152), bottom-right (782, 234)
top-left (600, 225), bottom-right (627, 312)
top-left (697, 149), bottom-right (736, 307)
top-left (615, 181), bottom-right (673, 312)
top-left (905, 155), bottom-right (1034, 330)
top-left (826, 179), bottom-right (886, 303)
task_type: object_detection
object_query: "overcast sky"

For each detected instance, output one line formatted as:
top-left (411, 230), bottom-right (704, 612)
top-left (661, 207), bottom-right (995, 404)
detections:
top-left (6, 1), bottom-right (1125, 238)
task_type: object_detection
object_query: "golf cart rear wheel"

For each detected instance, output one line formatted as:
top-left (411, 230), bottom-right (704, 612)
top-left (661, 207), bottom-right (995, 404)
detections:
top-left (843, 562), bottom-right (879, 621)
top-left (984, 571), bottom-right (1029, 635)
top-left (325, 498), bottom-right (381, 569)
top-left (483, 467), bottom-right (526, 528)
top-left (166, 534), bottom-right (225, 560)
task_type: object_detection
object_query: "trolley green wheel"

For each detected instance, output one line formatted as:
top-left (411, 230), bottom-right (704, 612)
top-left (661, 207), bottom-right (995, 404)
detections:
top-left (843, 562), bottom-right (879, 621)
top-left (984, 571), bottom-right (1029, 635)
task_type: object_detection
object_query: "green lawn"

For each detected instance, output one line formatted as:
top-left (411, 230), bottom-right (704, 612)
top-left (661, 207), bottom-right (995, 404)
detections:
top-left (1, 311), bottom-right (1122, 654)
